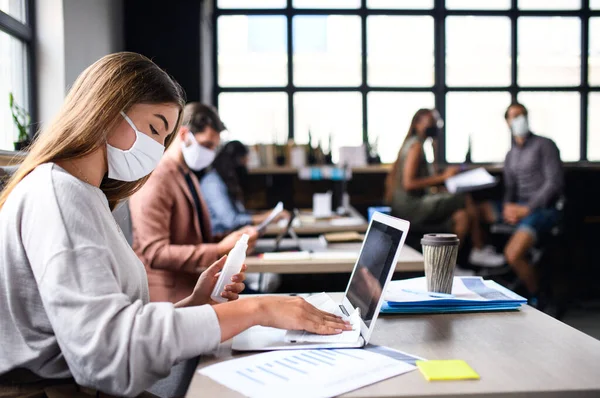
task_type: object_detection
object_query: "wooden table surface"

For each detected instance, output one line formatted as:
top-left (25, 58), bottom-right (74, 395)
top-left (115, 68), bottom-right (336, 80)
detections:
top-left (187, 294), bottom-right (600, 398)
top-left (263, 207), bottom-right (368, 236)
top-left (245, 238), bottom-right (424, 274)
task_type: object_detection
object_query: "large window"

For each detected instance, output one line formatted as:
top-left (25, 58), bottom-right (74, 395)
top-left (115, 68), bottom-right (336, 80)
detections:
top-left (0, 0), bottom-right (33, 151)
top-left (214, 0), bottom-right (600, 163)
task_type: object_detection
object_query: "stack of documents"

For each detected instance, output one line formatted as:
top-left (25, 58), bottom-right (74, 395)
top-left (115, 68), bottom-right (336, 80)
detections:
top-left (382, 276), bottom-right (527, 314)
top-left (445, 167), bottom-right (498, 193)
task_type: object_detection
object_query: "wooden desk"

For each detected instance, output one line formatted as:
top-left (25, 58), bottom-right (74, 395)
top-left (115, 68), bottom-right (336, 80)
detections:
top-left (187, 295), bottom-right (600, 397)
top-left (246, 238), bottom-right (424, 274)
top-left (264, 206), bottom-right (368, 236)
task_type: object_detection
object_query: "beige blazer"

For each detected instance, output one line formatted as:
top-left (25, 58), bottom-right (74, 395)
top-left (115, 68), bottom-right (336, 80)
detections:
top-left (130, 156), bottom-right (220, 303)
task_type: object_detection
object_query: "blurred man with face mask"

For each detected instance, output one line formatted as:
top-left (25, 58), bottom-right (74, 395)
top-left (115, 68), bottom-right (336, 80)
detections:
top-left (492, 103), bottom-right (563, 298)
top-left (129, 103), bottom-right (258, 304)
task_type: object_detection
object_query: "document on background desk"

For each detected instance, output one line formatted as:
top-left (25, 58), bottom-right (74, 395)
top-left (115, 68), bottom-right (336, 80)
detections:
top-left (256, 202), bottom-right (284, 233)
top-left (199, 348), bottom-right (416, 398)
top-left (445, 167), bottom-right (497, 194)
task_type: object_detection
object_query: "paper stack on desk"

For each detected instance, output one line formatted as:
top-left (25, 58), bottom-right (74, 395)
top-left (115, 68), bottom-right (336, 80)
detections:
top-left (381, 276), bottom-right (527, 314)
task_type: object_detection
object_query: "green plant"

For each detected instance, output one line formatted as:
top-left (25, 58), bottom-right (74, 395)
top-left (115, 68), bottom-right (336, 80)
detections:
top-left (9, 92), bottom-right (30, 142)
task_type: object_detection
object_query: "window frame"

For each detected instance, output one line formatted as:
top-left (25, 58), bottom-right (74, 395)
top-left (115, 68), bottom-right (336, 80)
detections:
top-left (213, 0), bottom-right (600, 163)
top-left (0, 0), bottom-right (36, 141)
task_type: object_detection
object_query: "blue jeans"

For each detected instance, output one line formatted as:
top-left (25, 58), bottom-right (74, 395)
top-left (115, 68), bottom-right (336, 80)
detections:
top-left (493, 201), bottom-right (561, 243)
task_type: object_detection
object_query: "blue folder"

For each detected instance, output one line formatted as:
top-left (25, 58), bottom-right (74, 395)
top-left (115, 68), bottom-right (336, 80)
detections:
top-left (381, 276), bottom-right (527, 315)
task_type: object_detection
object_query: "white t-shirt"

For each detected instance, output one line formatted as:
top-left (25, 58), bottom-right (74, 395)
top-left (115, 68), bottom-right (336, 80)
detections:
top-left (0, 163), bottom-right (221, 396)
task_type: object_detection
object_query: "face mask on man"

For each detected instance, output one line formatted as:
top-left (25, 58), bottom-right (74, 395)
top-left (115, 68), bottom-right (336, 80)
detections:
top-left (106, 111), bottom-right (165, 182)
top-left (510, 115), bottom-right (530, 138)
top-left (181, 131), bottom-right (216, 171)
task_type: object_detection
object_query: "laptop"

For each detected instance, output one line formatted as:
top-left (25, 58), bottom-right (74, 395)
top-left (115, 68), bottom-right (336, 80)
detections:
top-left (232, 211), bottom-right (410, 351)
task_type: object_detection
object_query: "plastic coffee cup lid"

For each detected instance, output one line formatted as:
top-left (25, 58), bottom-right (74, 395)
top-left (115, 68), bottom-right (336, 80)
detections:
top-left (421, 233), bottom-right (460, 247)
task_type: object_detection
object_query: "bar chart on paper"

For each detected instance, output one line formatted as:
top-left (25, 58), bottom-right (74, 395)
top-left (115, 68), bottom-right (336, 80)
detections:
top-left (199, 348), bottom-right (415, 398)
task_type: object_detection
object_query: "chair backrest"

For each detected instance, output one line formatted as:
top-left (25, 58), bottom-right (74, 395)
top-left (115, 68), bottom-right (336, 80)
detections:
top-left (113, 199), bottom-right (134, 246)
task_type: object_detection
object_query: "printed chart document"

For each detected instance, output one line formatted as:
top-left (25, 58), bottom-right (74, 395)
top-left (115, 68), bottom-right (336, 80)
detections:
top-left (199, 348), bottom-right (415, 398)
top-left (256, 202), bottom-right (284, 234)
top-left (445, 167), bottom-right (498, 193)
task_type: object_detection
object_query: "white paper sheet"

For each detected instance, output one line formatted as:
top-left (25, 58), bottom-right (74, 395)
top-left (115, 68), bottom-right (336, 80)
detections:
top-left (256, 202), bottom-right (284, 233)
top-left (199, 348), bottom-right (415, 398)
top-left (384, 276), bottom-right (526, 304)
top-left (445, 167), bottom-right (497, 193)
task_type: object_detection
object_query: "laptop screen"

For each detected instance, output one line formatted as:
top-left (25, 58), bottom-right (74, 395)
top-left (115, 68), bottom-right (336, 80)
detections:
top-left (346, 220), bottom-right (404, 327)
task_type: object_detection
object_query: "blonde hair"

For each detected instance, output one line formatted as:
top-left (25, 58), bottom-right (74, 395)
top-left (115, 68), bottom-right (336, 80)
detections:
top-left (0, 52), bottom-right (185, 210)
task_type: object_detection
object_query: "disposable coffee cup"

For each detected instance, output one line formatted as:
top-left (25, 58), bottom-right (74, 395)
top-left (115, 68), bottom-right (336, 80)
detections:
top-left (421, 233), bottom-right (460, 294)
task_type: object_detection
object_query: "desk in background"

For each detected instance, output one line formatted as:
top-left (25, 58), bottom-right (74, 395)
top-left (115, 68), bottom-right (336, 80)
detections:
top-left (187, 293), bottom-right (600, 398)
top-left (263, 206), bottom-right (368, 236)
top-left (246, 238), bottom-right (424, 274)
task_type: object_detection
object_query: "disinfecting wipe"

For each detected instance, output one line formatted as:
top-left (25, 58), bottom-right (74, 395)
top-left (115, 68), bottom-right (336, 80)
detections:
top-left (210, 234), bottom-right (249, 303)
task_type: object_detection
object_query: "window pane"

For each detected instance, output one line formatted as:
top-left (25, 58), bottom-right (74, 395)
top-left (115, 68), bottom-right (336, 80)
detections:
top-left (368, 0), bottom-right (433, 8)
top-left (367, 92), bottom-right (435, 164)
top-left (518, 0), bottom-right (581, 9)
top-left (592, 0), bottom-right (600, 9)
top-left (518, 92), bottom-right (580, 161)
top-left (294, 92), bottom-right (362, 162)
top-left (367, 16), bottom-right (433, 87)
top-left (0, 0), bottom-right (26, 23)
top-left (293, 16), bottom-right (361, 87)
top-left (446, 0), bottom-right (510, 9)
top-left (218, 15), bottom-right (287, 87)
top-left (587, 93), bottom-right (600, 160)
top-left (518, 17), bottom-right (580, 86)
top-left (446, 17), bottom-right (511, 87)
top-left (218, 93), bottom-right (288, 145)
top-left (293, 0), bottom-right (360, 8)
top-left (590, 18), bottom-right (600, 86)
top-left (218, 0), bottom-right (285, 8)
top-left (446, 92), bottom-right (512, 163)
top-left (0, 31), bottom-right (28, 151)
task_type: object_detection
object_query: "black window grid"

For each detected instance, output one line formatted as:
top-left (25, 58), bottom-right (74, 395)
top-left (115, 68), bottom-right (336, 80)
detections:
top-left (0, 0), bottom-right (36, 137)
top-left (212, 0), bottom-right (600, 163)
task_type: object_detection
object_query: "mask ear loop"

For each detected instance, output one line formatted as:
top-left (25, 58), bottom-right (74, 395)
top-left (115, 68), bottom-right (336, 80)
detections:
top-left (120, 111), bottom-right (139, 132)
top-left (116, 110), bottom-right (141, 152)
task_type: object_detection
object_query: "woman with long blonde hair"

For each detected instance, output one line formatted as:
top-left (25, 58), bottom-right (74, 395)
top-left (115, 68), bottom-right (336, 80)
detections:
top-left (0, 52), bottom-right (349, 397)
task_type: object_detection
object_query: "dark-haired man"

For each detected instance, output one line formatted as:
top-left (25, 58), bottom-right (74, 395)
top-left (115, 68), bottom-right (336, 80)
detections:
top-left (130, 102), bottom-right (258, 303)
top-left (490, 103), bottom-right (563, 296)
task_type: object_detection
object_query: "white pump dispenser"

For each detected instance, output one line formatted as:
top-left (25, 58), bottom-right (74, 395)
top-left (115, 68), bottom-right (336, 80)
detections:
top-left (210, 234), bottom-right (249, 303)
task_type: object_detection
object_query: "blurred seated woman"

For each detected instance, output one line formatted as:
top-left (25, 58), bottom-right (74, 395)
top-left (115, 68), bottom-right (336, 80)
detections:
top-left (385, 108), bottom-right (503, 267)
top-left (199, 140), bottom-right (289, 235)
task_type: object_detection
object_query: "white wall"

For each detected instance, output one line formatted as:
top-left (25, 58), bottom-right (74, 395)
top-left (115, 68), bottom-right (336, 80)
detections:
top-left (63, 0), bottom-right (123, 90)
top-left (35, 0), bottom-right (123, 127)
top-left (35, 0), bottom-right (66, 126)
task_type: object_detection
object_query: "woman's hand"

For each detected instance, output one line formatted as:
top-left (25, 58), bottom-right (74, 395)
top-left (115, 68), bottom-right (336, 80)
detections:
top-left (177, 256), bottom-right (247, 308)
top-left (255, 296), bottom-right (353, 335)
top-left (442, 166), bottom-right (460, 180)
top-left (212, 295), bottom-right (354, 342)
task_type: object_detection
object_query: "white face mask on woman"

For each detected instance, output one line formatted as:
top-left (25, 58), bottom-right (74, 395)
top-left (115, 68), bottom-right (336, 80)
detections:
top-left (181, 131), bottom-right (216, 171)
top-left (510, 115), bottom-right (530, 138)
top-left (106, 111), bottom-right (165, 182)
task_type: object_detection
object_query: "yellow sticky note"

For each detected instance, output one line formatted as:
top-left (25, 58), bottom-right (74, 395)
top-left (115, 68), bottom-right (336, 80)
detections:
top-left (416, 360), bottom-right (480, 381)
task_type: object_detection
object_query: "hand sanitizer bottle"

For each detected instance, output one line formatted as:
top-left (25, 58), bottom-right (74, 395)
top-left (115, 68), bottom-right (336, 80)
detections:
top-left (210, 234), bottom-right (249, 303)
